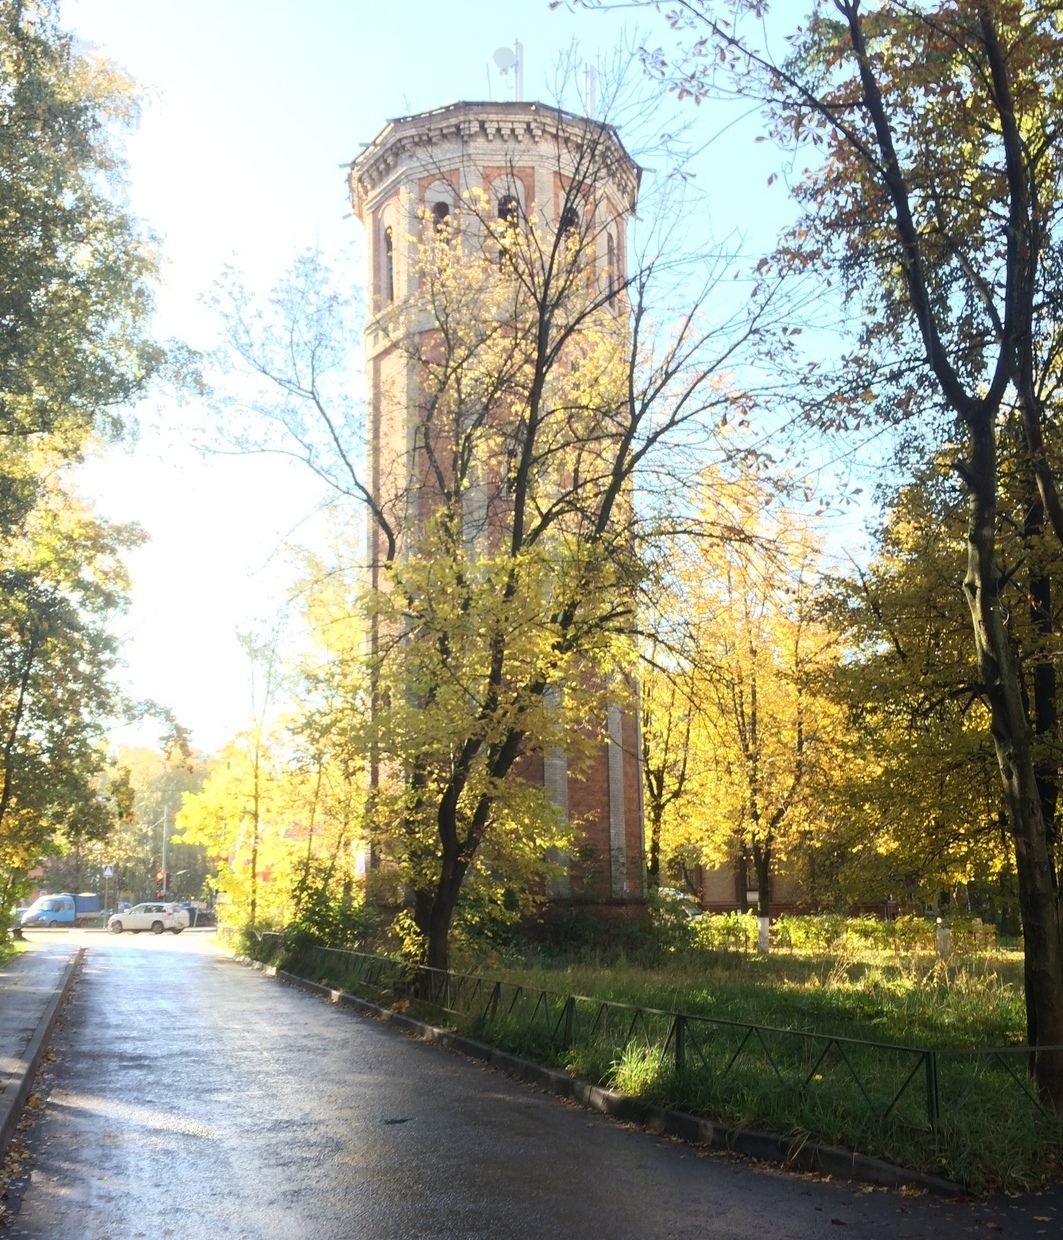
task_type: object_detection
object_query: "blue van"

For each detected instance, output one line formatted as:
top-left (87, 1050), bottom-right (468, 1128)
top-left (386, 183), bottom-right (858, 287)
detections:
top-left (21, 893), bottom-right (100, 927)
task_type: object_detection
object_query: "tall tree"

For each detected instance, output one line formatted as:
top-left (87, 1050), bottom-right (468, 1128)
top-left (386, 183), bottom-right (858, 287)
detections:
top-left (0, 1), bottom-right (161, 919)
top-left (0, 0), bottom-right (159, 458)
top-left (647, 469), bottom-right (843, 940)
top-left (640, 622), bottom-right (700, 894)
top-left (0, 472), bottom-right (143, 909)
top-left (175, 560), bottom-right (369, 930)
top-left (821, 465), bottom-right (1010, 906)
top-left (589, 0), bottom-right (1063, 1106)
top-left (216, 140), bottom-right (769, 971)
top-left (366, 199), bottom-right (739, 971)
top-left (285, 550), bottom-right (369, 926)
top-left (101, 745), bottom-right (209, 904)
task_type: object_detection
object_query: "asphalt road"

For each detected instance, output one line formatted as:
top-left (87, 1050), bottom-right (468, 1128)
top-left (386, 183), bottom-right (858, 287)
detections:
top-left (4, 935), bottom-right (1061, 1239)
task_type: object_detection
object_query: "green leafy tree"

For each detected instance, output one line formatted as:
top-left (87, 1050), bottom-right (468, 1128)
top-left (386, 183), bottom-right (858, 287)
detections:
top-left (644, 470), bottom-right (844, 939)
top-left (104, 745), bottom-right (208, 903)
top-left (175, 584), bottom-right (368, 930)
top-left (216, 128), bottom-right (769, 969)
top-left (0, 1), bottom-right (161, 922)
top-left (821, 468), bottom-right (1006, 901)
top-left (364, 196), bottom-right (767, 971)
top-left (0, 0), bottom-right (159, 459)
top-left (0, 475), bottom-right (143, 910)
top-left (591, 0), bottom-right (1063, 1106)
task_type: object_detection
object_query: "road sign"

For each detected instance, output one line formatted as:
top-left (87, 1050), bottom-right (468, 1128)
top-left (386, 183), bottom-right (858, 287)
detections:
top-left (102, 865), bottom-right (114, 878)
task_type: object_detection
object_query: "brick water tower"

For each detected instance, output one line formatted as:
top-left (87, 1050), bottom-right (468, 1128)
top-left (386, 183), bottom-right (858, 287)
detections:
top-left (348, 99), bottom-right (646, 916)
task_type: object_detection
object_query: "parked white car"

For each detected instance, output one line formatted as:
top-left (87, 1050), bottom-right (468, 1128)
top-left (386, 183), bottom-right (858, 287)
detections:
top-left (107, 903), bottom-right (190, 935)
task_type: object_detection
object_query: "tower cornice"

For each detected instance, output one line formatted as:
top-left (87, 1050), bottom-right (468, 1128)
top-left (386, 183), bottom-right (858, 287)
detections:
top-left (347, 100), bottom-right (641, 220)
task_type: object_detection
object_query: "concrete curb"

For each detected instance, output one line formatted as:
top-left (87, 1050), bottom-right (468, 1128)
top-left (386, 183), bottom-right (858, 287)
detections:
top-left (0, 947), bottom-right (83, 1160)
top-left (239, 958), bottom-right (962, 1198)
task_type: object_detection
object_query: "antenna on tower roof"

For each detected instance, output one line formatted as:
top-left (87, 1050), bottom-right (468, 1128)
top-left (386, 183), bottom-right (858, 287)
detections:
top-left (492, 40), bottom-right (524, 102)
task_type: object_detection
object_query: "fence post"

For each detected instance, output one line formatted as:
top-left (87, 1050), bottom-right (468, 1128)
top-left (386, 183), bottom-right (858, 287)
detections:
top-left (562, 996), bottom-right (575, 1048)
top-left (674, 1015), bottom-right (686, 1074)
top-left (924, 1051), bottom-right (941, 1131)
top-left (488, 981), bottom-right (501, 1023)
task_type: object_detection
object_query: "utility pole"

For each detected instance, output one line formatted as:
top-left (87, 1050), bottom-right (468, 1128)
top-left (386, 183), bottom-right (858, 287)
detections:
top-left (161, 804), bottom-right (169, 896)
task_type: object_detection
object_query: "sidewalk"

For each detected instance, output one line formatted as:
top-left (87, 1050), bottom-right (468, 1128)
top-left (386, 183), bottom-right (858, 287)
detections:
top-left (0, 942), bottom-right (82, 1157)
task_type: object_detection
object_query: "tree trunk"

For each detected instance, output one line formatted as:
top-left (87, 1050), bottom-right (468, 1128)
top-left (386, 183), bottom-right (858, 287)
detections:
top-left (735, 849), bottom-right (750, 912)
top-left (964, 420), bottom-right (1063, 1105)
top-left (419, 867), bottom-right (462, 981)
top-left (0, 634), bottom-right (36, 836)
top-left (1022, 496), bottom-right (1061, 1062)
top-left (425, 899), bottom-right (453, 976)
top-left (752, 842), bottom-right (771, 918)
top-left (752, 841), bottom-right (771, 953)
top-left (1025, 501), bottom-right (1059, 884)
top-left (647, 802), bottom-right (662, 891)
top-left (417, 810), bottom-right (466, 977)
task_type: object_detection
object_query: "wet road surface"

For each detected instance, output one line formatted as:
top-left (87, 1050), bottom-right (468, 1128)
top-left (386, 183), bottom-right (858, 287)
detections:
top-left (5, 935), bottom-right (1062, 1239)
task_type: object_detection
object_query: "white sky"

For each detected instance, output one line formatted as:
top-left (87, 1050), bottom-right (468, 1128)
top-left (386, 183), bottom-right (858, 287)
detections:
top-left (63, 0), bottom-right (788, 754)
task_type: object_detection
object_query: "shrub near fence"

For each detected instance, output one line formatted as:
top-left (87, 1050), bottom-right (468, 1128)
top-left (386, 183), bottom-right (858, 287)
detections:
top-left (241, 931), bottom-right (1062, 1193)
top-left (654, 910), bottom-right (998, 955)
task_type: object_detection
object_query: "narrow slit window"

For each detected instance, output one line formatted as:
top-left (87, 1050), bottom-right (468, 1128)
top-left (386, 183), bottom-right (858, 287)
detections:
top-left (497, 194), bottom-right (520, 269)
top-left (559, 204), bottom-right (579, 235)
top-left (384, 225), bottom-right (394, 302)
top-left (607, 232), bottom-right (616, 305)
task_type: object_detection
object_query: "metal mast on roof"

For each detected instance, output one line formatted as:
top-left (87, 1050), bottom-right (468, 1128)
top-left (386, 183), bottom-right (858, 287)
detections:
top-left (492, 41), bottom-right (524, 102)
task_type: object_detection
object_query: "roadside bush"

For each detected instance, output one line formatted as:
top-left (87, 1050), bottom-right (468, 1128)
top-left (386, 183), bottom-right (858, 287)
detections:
top-left (647, 887), bottom-right (700, 951)
top-left (283, 882), bottom-right (378, 953)
top-left (691, 911), bottom-right (757, 952)
top-left (842, 915), bottom-right (895, 950)
top-left (940, 915), bottom-right (997, 954)
top-left (773, 913), bottom-right (846, 951)
top-left (769, 913), bottom-right (994, 955)
top-left (893, 914), bottom-right (936, 952)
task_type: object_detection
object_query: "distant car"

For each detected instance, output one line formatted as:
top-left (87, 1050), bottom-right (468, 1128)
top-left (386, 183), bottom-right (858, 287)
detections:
top-left (107, 902), bottom-right (190, 935)
top-left (655, 887), bottom-right (702, 920)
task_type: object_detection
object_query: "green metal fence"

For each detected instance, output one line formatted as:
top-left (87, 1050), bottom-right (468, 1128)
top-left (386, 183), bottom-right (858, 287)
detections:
top-left (247, 934), bottom-right (1061, 1143)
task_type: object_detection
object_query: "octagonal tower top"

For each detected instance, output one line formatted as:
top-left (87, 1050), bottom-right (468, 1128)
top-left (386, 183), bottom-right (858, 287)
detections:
top-left (348, 100), bottom-right (641, 326)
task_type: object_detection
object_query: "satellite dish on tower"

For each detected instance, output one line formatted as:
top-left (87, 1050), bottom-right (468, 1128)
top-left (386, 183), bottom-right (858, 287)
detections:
top-left (491, 41), bottom-right (524, 101)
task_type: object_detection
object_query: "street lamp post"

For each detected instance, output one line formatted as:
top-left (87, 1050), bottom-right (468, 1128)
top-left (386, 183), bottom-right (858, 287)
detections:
top-left (161, 804), bottom-right (169, 896)
top-left (134, 801), bottom-right (171, 899)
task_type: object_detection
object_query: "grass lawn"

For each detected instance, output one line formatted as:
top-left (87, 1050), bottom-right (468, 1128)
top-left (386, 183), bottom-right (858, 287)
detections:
top-left (469, 948), bottom-right (1030, 1050)
top-left (0, 934), bottom-right (23, 967)
top-left (252, 932), bottom-right (1060, 1193)
top-left (449, 947), bottom-right (1052, 1193)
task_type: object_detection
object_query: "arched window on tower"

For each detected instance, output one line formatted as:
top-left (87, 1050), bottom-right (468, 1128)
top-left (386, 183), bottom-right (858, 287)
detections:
top-left (559, 204), bottom-right (580, 236)
top-left (384, 225), bottom-right (395, 303)
top-left (423, 177), bottom-right (457, 242)
top-left (497, 193), bottom-right (520, 270)
top-left (606, 232), bottom-right (616, 306)
top-left (498, 193), bottom-right (520, 227)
